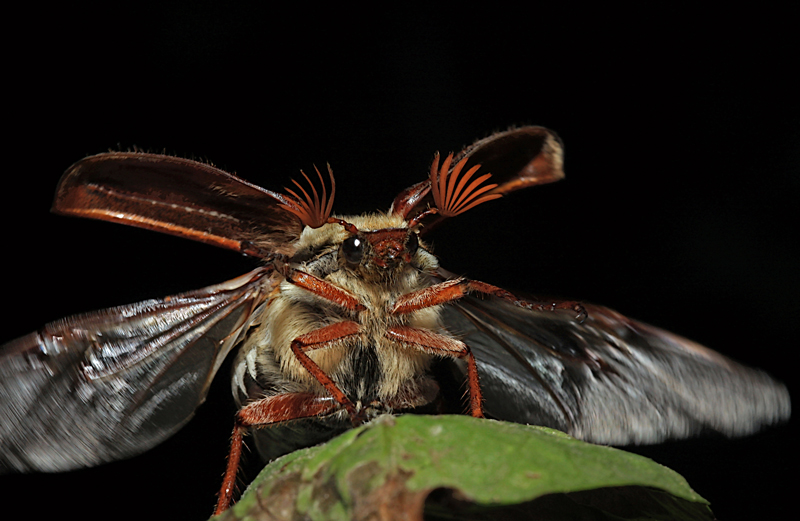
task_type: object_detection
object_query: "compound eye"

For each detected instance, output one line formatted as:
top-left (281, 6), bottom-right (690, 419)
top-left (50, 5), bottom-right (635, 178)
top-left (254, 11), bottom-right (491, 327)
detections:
top-left (406, 232), bottom-right (419, 255)
top-left (341, 235), bottom-right (365, 266)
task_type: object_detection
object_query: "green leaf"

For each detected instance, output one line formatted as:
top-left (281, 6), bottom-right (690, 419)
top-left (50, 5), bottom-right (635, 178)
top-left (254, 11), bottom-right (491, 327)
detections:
top-left (212, 415), bottom-right (714, 520)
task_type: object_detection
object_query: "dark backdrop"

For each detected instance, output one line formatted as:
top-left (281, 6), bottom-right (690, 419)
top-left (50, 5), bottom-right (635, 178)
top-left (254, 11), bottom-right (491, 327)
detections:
top-left (4, 4), bottom-right (796, 520)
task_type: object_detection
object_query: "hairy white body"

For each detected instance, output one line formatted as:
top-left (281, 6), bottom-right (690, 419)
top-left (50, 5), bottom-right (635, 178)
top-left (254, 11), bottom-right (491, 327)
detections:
top-left (233, 212), bottom-right (448, 415)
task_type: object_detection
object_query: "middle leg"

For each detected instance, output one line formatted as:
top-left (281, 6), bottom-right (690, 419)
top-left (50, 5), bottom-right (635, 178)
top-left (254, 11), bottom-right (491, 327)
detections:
top-left (290, 320), bottom-right (361, 421)
top-left (384, 325), bottom-right (483, 418)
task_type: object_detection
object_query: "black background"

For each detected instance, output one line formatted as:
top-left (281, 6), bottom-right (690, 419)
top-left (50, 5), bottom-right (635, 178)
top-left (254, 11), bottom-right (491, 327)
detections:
top-left (3, 4), bottom-right (796, 520)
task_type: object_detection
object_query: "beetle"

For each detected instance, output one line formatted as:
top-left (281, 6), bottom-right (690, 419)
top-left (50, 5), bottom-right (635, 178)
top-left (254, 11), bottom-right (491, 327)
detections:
top-left (0, 127), bottom-right (790, 513)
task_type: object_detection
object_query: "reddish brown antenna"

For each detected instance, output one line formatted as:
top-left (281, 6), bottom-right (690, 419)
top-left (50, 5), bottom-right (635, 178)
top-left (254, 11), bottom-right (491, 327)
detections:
top-left (430, 152), bottom-right (501, 218)
top-left (278, 165), bottom-right (336, 228)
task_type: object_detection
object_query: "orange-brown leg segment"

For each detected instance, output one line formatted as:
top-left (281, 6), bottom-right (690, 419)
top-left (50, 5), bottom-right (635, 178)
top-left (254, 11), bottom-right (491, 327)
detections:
top-left (392, 278), bottom-right (586, 322)
top-left (290, 320), bottom-right (361, 421)
top-left (385, 325), bottom-right (483, 418)
top-left (282, 268), bottom-right (366, 311)
top-left (215, 393), bottom-right (340, 515)
top-left (467, 280), bottom-right (587, 322)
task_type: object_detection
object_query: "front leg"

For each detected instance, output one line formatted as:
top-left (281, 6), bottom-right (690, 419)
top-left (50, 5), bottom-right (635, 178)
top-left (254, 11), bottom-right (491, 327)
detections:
top-left (392, 277), bottom-right (586, 322)
top-left (283, 267), bottom-right (366, 312)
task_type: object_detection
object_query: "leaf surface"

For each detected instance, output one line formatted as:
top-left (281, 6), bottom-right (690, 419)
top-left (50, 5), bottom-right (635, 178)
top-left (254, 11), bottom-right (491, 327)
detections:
top-left (214, 415), bottom-right (713, 520)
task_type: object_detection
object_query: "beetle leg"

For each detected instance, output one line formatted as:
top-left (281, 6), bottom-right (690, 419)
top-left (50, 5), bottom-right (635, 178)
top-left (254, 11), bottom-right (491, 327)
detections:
top-left (467, 280), bottom-right (587, 322)
top-left (385, 325), bottom-right (483, 418)
top-left (215, 393), bottom-right (339, 515)
top-left (279, 265), bottom-right (366, 312)
top-left (392, 278), bottom-right (586, 322)
top-left (290, 321), bottom-right (362, 421)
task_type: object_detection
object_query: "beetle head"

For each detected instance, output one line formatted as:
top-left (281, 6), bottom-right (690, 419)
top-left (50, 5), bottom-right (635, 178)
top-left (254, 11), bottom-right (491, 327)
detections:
top-left (339, 227), bottom-right (420, 272)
